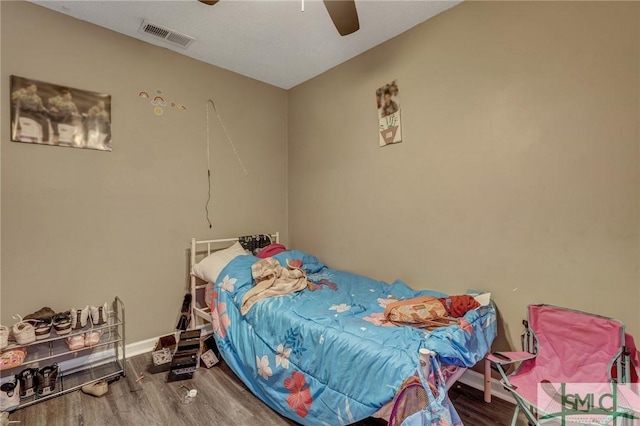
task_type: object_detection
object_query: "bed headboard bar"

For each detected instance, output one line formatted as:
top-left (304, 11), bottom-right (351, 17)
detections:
top-left (189, 232), bottom-right (279, 330)
top-left (190, 232), bottom-right (280, 267)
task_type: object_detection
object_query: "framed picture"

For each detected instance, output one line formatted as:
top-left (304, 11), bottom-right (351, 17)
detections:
top-left (376, 80), bottom-right (402, 147)
top-left (10, 75), bottom-right (112, 151)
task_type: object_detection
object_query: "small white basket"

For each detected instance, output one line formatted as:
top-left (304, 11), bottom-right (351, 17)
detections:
top-left (12, 315), bottom-right (36, 345)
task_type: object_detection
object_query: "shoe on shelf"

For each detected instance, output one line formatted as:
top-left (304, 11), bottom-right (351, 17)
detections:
top-left (0, 325), bottom-right (8, 350)
top-left (81, 381), bottom-right (108, 397)
top-left (84, 330), bottom-right (103, 347)
top-left (66, 334), bottom-right (85, 351)
top-left (12, 315), bottom-right (36, 345)
top-left (17, 367), bottom-right (38, 398)
top-left (34, 319), bottom-right (52, 340)
top-left (36, 364), bottom-right (59, 396)
top-left (53, 312), bottom-right (72, 335)
top-left (23, 307), bottom-right (56, 323)
top-left (90, 303), bottom-right (109, 326)
top-left (0, 347), bottom-right (27, 371)
top-left (0, 379), bottom-right (20, 411)
top-left (70, 306), bottom-right (90, 330)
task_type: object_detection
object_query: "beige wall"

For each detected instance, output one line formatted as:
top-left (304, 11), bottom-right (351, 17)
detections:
top-left (1, 1), bottom-right (638, 350)
top-left (288, 1), bottom-right (640, 348)
top-left (1, 1), bottom-right (288, 342)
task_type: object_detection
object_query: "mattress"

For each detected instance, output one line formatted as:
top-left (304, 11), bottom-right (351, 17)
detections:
top-left (206, 250), bottom-right (497, 425)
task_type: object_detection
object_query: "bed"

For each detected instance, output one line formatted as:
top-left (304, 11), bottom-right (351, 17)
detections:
top-left (190, 236), bottom-right (497, 425)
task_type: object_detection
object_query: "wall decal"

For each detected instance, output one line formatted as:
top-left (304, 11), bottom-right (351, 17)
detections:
top-left (138, 89), bottom-right (187, 116)
top-left (10, 75), bottom-right (112, 151)
top-left (376, 80), bottom-right (402, 147)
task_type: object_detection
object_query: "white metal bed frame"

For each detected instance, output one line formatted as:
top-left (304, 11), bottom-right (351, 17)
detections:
top-left (189, 233), bottom-right (280, 330)
top-left (188, 233), bottom-right (482, 422)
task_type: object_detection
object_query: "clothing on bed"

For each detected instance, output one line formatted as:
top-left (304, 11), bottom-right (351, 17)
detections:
top-left (256, 243), bottom-right (288, 258)
top-left (438, 295), bottom-right (480, 318)
top-left (207, 250), bottom-right (497, 426)
top-left (240, 257), bottom-right (309, 315)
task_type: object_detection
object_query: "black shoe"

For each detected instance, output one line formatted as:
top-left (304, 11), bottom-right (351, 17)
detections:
top-left (36, 364), bottom-right (59, 396)
top-left (17, 367), bottom-right (38, 398)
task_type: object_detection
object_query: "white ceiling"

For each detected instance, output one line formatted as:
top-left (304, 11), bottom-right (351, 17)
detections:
top-left (31, 0), bottom-right (460, 89)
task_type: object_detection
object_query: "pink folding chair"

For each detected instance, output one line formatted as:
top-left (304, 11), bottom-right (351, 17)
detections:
top-left (487, 304), bottom-right (640, 426)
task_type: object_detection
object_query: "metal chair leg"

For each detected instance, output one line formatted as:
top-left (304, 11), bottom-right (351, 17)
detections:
top-left (511, 404), bottom-right (520, 426)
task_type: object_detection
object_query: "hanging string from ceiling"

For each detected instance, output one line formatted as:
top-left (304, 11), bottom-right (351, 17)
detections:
top-left (205, 99), bottom-right (249, 228)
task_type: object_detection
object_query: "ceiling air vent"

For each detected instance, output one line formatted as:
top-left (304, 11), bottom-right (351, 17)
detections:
top-left (139, 19), bottom-right (195, 49)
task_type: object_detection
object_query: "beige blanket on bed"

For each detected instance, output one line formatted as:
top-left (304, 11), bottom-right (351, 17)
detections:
top-left (240, 257), bottom-right (308, 315)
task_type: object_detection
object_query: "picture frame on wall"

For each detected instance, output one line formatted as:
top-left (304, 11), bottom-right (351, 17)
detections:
top-left (376, 80), bottom-right (402, 147)
top-left (10, 75), bottom-right (112, 151)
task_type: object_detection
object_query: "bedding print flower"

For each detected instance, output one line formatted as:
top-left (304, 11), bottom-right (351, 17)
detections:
top-left (377, 297), bottom-right (396, 309)
top-left (275, 344), bottom-right (292, 369)
top-left (329, 303), bottom-right (351, 313)
top-left (256, 355), bottom-right (273, 380)
top-left (211, 301), bottom-right (231, 339)
top-left (218, 275), bottom-right (237, 292)
top-left (207, 288), bottom-right (219, 312)
top-left (459, 318), bottom-right (474, 334)
top-left (362, 312), bottom-right (394, 327)
top-left (284, 372), bottom-right (312, 418)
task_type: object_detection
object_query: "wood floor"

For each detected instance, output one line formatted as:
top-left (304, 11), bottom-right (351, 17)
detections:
top-left (8, 353), bottom-right (527, 425)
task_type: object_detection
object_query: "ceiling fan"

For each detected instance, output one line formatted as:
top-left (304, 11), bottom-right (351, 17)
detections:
top-left (198, 0), bottom-right (360, 36)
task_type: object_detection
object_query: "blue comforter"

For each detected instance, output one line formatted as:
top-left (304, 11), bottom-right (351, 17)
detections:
top-left (208, 250), bottom-right (496, 425)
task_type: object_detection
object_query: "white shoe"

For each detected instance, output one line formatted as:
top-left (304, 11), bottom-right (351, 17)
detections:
top-left (90, 302), bottom-right (108, 326)
top-left (71, 306), bottom-right (90, 330)
top-left (0, 379), bottom-right (19, 411)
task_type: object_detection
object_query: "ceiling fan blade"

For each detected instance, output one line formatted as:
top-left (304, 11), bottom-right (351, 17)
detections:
top-left (323, 0), bottom-right (360, 36)
top-left (198, 0), bottom-right (219, 5)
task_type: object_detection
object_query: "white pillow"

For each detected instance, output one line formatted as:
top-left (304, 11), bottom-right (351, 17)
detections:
top-left (192, 241), bottom-right (247, 284)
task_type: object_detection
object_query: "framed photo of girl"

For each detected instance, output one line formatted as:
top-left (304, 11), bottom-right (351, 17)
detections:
top-left (10, 75), bottom-right (112, 151)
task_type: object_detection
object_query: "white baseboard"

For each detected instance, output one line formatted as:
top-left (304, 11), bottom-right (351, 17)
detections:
top-left (60, 327), bottom-right (211, 374)
top-left (15, 324), bottom-right (519, 407)
top-left (0, 325), bottom-right (214, 386)
top-left (125, 335), bottom-right (161, 358)
top-left (458, 369), bottom-right (515, 404)
top-left (125, 323), bottom-right (213, 358)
